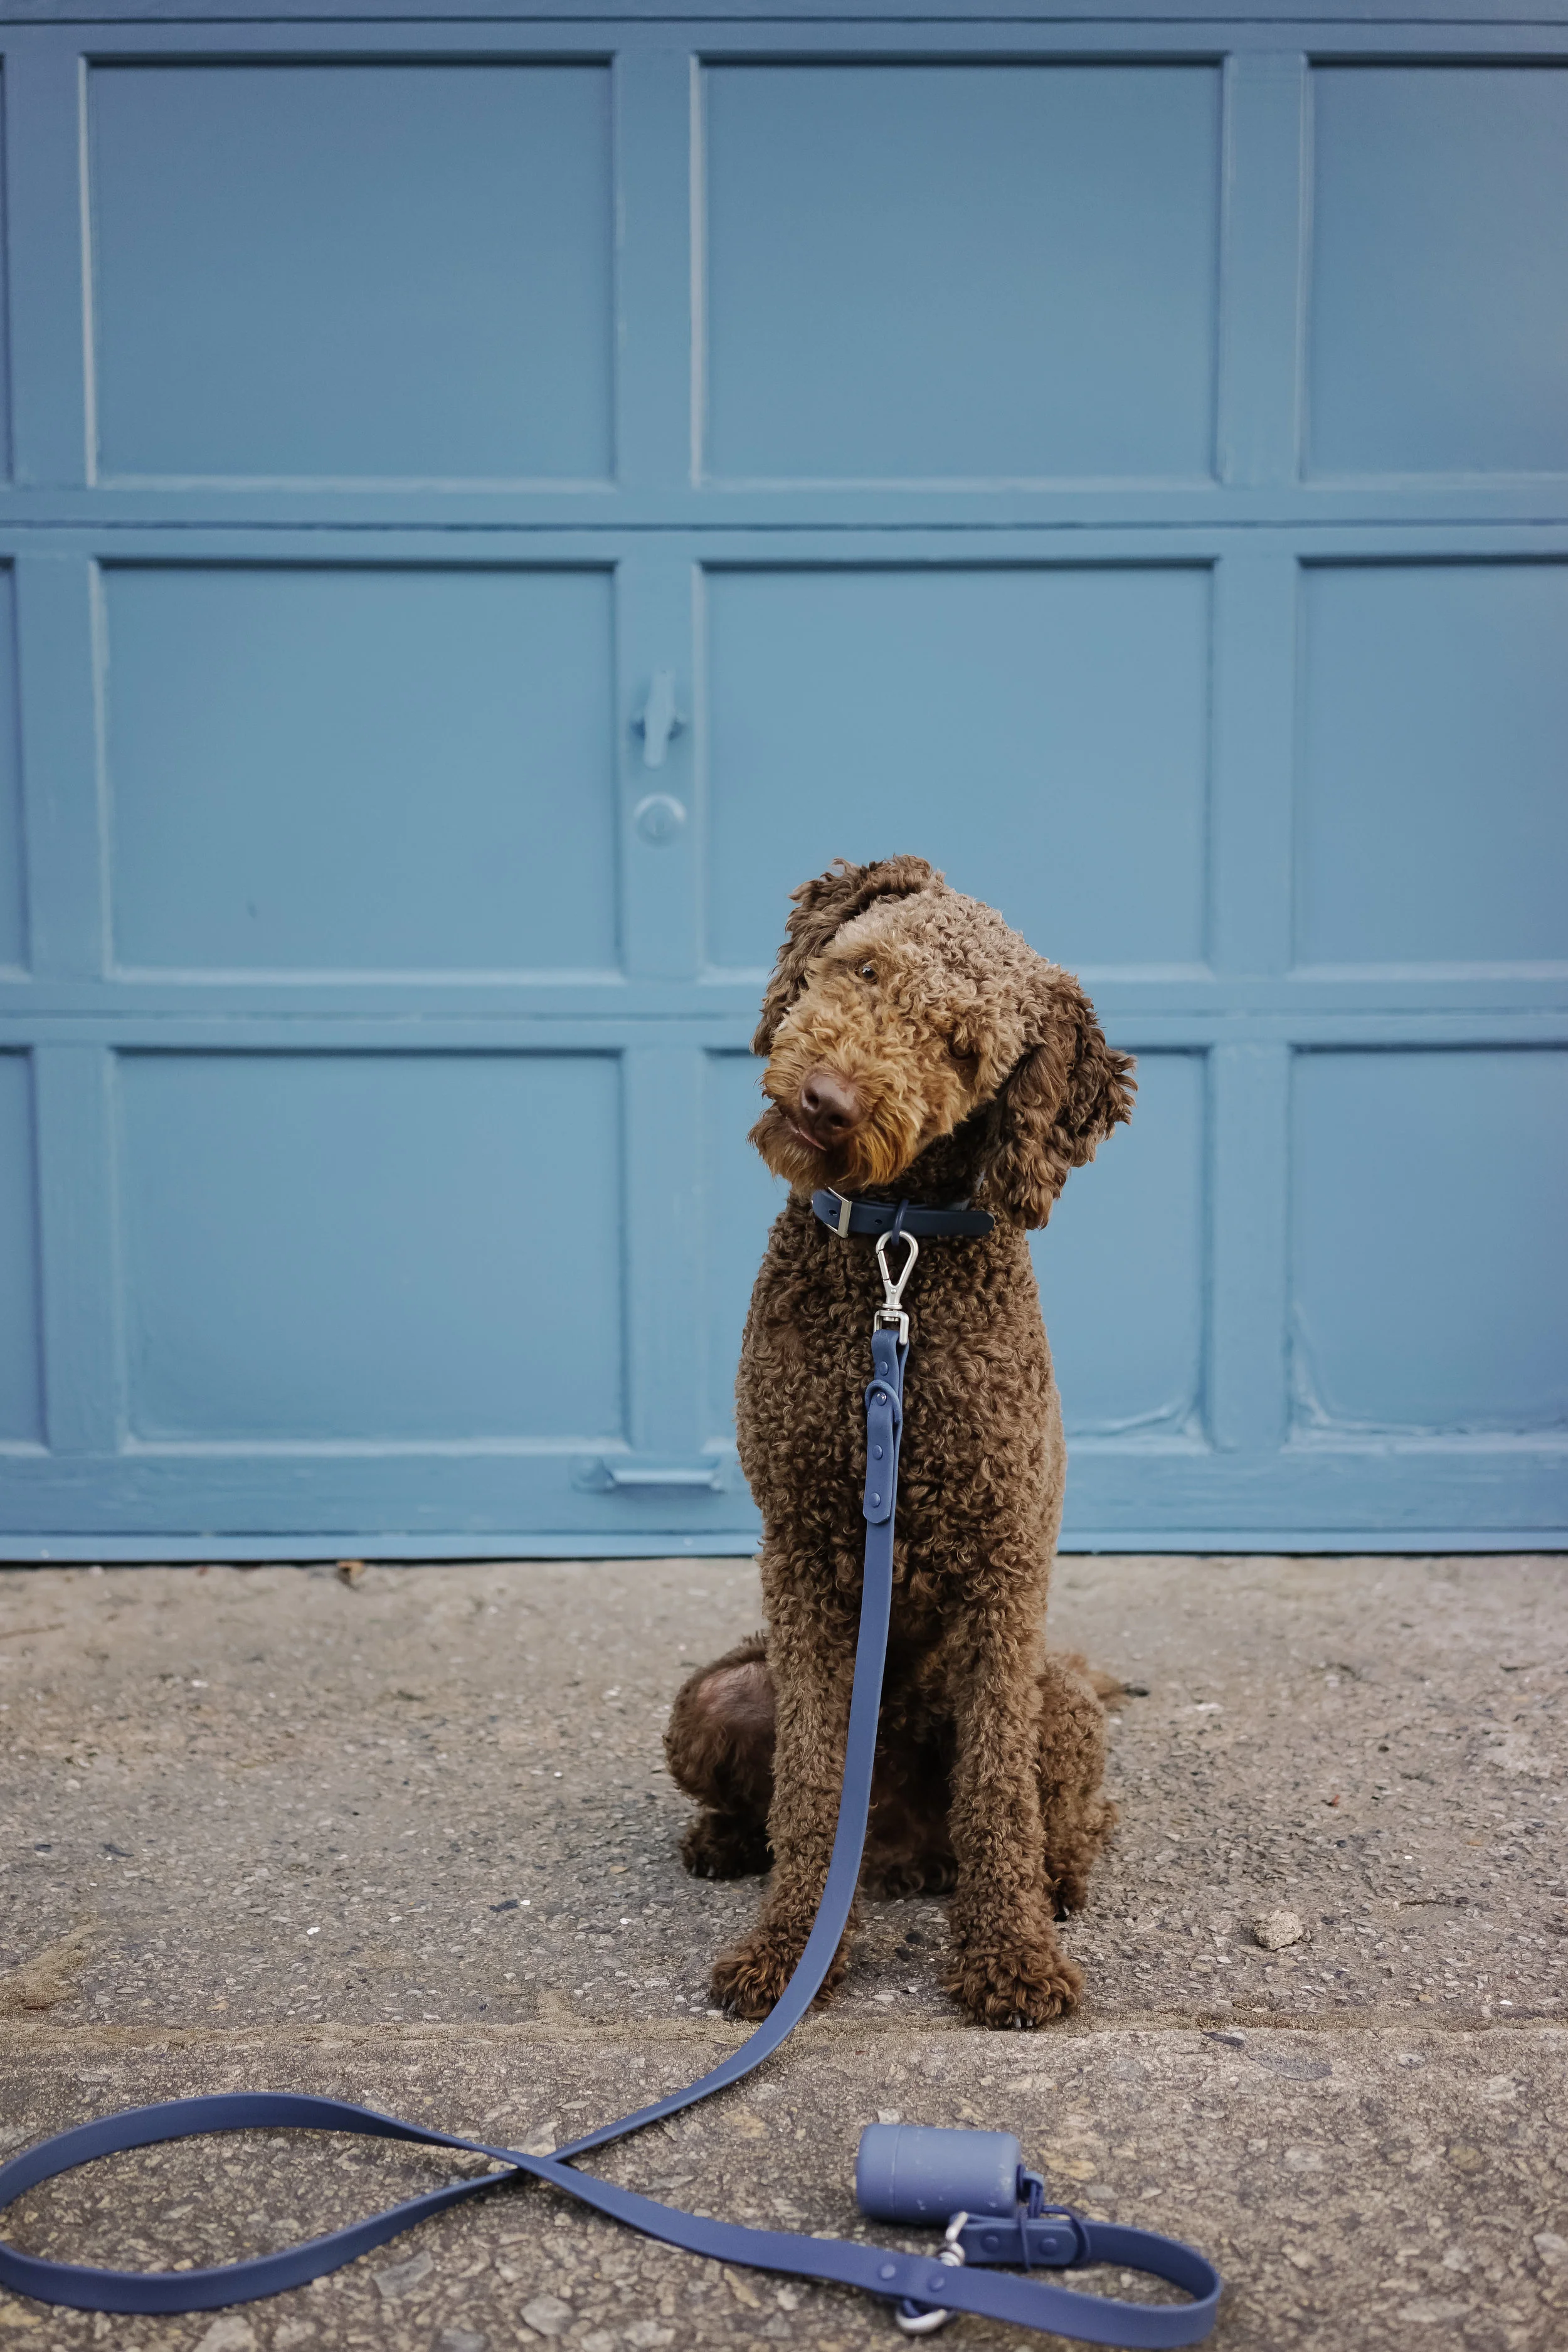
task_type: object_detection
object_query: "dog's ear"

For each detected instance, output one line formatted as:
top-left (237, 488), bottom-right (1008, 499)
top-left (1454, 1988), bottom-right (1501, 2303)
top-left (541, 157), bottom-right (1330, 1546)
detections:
top-left (978, 970), bottom-right (1135, 1228)
top-left (751, 856), bottom-right (939, 1056)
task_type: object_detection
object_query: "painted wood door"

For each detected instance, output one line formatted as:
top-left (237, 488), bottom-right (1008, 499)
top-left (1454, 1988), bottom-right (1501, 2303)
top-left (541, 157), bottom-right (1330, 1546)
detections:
top-left (0, 6), bottom-right (1564, 1557)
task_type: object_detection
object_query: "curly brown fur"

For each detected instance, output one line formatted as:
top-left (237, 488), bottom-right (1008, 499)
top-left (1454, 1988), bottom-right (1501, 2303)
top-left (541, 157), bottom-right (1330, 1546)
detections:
top-left (666, 1645), bottom-right (1115, 1914)
top-left (667, 859), bottom-right (1132, 2028)
top-left (664, 1634), bottom-right (775, 1880)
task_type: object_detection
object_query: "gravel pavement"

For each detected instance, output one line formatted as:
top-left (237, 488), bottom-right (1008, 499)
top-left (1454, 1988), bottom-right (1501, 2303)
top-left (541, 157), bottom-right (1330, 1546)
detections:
top-left (1, 1552), bottom-right (1564, 2351)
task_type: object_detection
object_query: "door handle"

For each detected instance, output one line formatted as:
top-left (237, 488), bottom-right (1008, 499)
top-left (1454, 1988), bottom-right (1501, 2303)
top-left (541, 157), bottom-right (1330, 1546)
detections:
top-left (575, 1458), bottom-right (728, 1493)
top-left (633, 672), bottom-right (684, 770)
top-left (607, 1464), bottom-right (723, 1490)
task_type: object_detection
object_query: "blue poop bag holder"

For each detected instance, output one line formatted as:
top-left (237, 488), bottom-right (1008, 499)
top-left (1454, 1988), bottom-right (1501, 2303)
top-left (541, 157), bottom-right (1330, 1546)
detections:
top-left (0, 1202), bottom-right (1221, 2344)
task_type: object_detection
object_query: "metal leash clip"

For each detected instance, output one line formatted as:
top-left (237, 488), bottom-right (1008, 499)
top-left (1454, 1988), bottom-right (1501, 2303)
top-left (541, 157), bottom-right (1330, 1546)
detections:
top-left (894, 2212), bottom-right (969, 2336)
top-left (873, 1228), bottom-right (919, 1345)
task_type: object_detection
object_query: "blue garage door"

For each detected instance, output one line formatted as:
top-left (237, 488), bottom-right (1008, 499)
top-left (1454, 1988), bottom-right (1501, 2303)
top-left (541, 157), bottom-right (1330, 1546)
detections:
top-left (1, 6), bottom-right (1564, 1557)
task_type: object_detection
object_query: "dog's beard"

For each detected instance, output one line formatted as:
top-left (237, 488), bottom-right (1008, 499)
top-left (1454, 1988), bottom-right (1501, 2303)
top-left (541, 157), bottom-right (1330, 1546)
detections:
top-left (750, 1101), bottom-right (834, 1185)
top-left (750, 1092), bottom-right (931, 1192)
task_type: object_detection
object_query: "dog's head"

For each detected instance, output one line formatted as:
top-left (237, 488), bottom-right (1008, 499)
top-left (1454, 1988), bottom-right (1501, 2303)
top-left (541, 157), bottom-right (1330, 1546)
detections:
top-left (751, 857), bottom-right (1134, 1227)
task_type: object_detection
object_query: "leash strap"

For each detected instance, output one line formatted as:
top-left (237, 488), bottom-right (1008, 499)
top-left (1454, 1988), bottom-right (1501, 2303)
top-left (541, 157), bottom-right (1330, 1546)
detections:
top-left (0, 1237), bottom-right (1219, 2346)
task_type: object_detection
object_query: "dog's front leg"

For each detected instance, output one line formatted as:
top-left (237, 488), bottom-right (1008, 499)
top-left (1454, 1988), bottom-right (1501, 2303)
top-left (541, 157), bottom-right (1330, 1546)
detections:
top-left (943, 1601), bottom-right (1083, 2028)
top-left (709, 1560), bottom-right (859, 2021)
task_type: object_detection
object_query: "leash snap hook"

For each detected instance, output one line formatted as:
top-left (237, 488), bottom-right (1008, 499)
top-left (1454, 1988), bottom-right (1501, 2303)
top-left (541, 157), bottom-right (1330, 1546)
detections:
top-left (894, 2212), bottom-right (968, 2337)
top-left (874, 1227), bottom-right (919, 1346)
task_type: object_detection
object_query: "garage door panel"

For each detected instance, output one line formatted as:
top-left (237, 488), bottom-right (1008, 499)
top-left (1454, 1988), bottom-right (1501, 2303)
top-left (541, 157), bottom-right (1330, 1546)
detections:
top-left (0, 1054), bottom-right (42, 1445)
top-left (1308, 66), bottom-right (1568, 479)
top-left (1034, 1051), bottom-right (1205, 1439)
top-left (88, 61), bottom-right (613, 483)
top-left (105, 566), bottom-right (618, 974)
top-left (703, 63), bottom-right (1220, 484)
top-left (1297, 559), bottom-right (1568, 964)
top-left (0, 568), bottom-right (22, 972)
top-left (1291, 1049), bottom-right (1568, 1434)
top-left (704, 566), bottom-right (1210, 974)
top-left (1298, 563), bottom-right (1568, 968)
top-left (116, 1052), bottom-right (625, 1443)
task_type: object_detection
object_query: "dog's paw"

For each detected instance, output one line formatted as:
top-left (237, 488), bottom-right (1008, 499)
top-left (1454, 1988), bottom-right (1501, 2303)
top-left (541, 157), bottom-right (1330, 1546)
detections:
top-left (709, 1928), bottom-right (844, 2021)
top-left (944, 1936), bottom-right (1083, 2030)
top-left (680, 1811), bottom-right (771, 1882)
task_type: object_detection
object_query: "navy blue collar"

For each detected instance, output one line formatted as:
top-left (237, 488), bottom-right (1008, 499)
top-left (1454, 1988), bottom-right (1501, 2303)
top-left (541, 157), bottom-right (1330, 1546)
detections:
top-left (812, 1188), bottom-right (994, 1241)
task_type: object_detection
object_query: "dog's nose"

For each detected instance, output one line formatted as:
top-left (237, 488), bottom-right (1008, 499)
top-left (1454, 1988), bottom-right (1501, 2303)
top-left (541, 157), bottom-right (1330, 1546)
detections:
top-left (798, 1068), bottom-right (861, 1142)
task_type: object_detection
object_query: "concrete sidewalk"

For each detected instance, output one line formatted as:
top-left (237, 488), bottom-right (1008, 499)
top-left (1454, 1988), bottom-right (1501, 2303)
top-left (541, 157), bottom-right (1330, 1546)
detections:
top-left (1, 1554), bottom-right (1564, 2351)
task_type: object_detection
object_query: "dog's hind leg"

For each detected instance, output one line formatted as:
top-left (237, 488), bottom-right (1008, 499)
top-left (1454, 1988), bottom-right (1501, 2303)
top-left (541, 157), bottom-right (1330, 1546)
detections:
top-left (664, 1636), bottom-right (775, 1880)
top-left (1036, 1650), bottom-right (1117, 1917)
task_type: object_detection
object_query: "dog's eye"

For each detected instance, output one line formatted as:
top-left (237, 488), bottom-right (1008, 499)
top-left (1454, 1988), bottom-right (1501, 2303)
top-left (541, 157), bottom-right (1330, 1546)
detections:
top-left (857, 962), bottom-right (876, 982)
top-left (948, 1037), bottom-right (979, 1069)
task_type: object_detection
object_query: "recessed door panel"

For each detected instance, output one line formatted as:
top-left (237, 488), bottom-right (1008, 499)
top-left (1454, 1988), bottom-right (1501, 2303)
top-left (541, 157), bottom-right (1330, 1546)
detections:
top-left (1292, 1050), bottom-right (1568, 1433)
top-left (117, 1052), bottom-right (625, 1443)
top-left (0, 1055), bottom-right (41, 1444)
top-left (1309, 67), bottom-right (1568, 477)
top-left (705, 566), bottom-right (1209, 973)
top-left (1298, 563), bottom-right (1568, 967)
top-left (703, 63), bottom-right (1220, 482)
top-left (105, 566), bottom-right (617, 973)
top-left (89, 62), bottom-right (613, 481)
top-left (1034, 1051), bottom-right (1205, 1439)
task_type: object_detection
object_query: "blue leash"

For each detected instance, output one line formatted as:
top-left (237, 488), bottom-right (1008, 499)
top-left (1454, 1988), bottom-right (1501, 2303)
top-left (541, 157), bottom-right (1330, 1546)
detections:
top-left (0, 1207), bottom-right (1221, 2345)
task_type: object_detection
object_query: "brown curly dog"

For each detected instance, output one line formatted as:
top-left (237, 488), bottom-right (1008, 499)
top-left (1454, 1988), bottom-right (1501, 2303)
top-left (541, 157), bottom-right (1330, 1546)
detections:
top-left (664, 856), bottom-right (1133, 2028)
